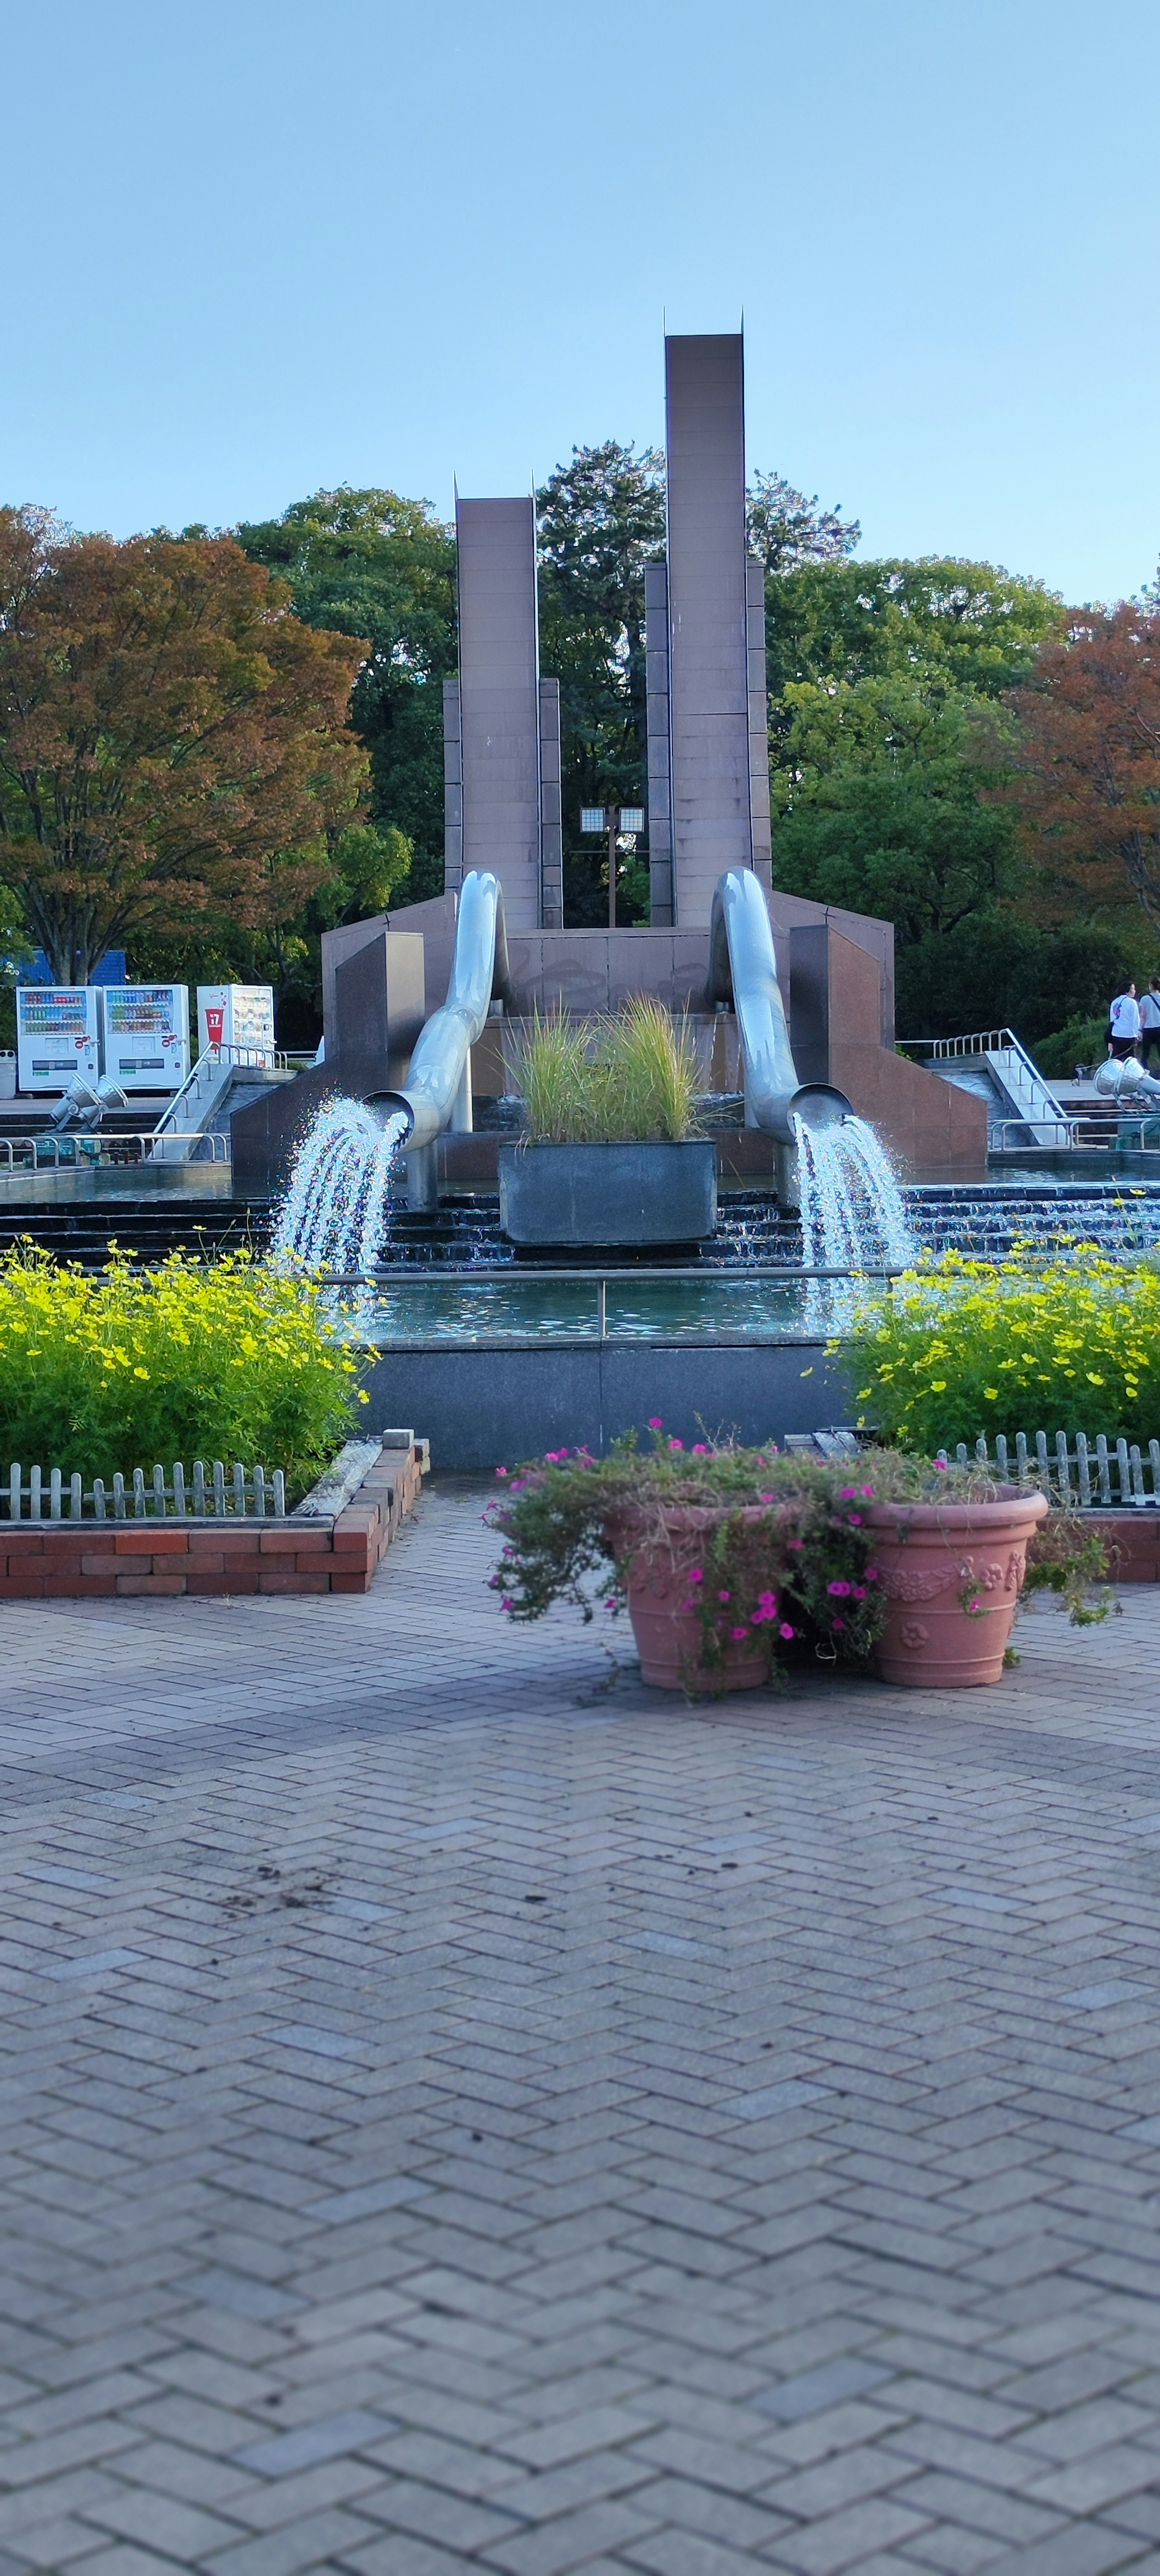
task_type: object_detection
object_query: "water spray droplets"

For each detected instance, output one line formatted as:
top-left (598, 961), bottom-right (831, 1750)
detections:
top-left (793, 1113), bottom-right (916, 1328)
top-left (272, 1100), bottom-right (409, 1308)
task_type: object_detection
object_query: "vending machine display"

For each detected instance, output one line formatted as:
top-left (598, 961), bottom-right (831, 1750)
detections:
top-left (100, 985), bottom-right (190, 1091)
top-left (15, 988), bottom-right (101, 1093)
top-left (197, 985), bottom-right (276, 1061)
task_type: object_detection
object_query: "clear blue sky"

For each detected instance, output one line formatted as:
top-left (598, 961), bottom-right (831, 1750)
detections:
top-left (5, 0), bottom-right (1158, 604)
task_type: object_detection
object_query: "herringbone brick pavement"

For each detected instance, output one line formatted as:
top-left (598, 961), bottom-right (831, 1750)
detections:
top-left (4, 1481), bottom-right (1160, 2573)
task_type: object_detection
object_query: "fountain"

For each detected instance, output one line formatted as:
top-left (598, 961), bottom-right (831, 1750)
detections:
top-left (272, 1100), bottom-right (408, 1290)
top-left (794, 1112), bottom-right (917, 1328)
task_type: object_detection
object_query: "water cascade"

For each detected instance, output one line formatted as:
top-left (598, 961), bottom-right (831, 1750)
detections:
top-left (273, 1100), bottom-right (408, 1290)
top-left (794, 1113), bottom-right (916, 1327)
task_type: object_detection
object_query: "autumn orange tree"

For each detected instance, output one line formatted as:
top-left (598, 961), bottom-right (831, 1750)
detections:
top-left (1003, 602), bottom-right (1160, 923)
top-left (0, 507), bottom-right (369, 983)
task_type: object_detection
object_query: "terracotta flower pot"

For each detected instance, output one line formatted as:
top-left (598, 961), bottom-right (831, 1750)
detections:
top-left (609, 1503), bottom-right (787, 1694)
top-left (866, 1488), bottom-right (1049, 1686)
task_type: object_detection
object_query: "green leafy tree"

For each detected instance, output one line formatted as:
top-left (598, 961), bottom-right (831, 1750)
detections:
top-left (237, 488), bottom-right (456, 905)
top-left (746, 472), bottom-right (859, 575)
top-left (0, 507), bottom-right (366, 986)
top-left (536, 442), bottom-right (665, 925)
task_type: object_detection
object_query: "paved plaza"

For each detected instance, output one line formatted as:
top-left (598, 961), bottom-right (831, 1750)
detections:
top-left (6, 1485), bottom-right (1160, 2576)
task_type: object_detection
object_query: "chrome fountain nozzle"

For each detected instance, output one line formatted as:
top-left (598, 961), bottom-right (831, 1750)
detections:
top-left (789, 1083), bottom-right (854, 1132)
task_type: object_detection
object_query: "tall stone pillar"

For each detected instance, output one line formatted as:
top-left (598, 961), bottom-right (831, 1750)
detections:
top-left (647, 332), bottom-right (771, 927)
top-left (450, 497), bottom-right (542, 932)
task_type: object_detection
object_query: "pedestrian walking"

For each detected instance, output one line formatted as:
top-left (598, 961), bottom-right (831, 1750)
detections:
top-left (1140, 978), bottom-right (1160, 1070)
top-left (1109, 983), bottom-right (1141, 1059)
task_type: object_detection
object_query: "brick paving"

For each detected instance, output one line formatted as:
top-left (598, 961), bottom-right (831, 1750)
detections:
top-left (5, 1482), bottom-right (1160, 2573)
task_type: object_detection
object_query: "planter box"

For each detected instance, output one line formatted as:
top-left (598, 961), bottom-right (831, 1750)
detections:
top-left (0, 1435), bottom-right (428, 1601)
top-left (499, 1141), bottom-right (717, 1247)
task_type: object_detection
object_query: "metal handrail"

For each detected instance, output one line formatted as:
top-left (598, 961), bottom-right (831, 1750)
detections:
top-left (989, 1117), bottom-right (1081, 1149)
top-left (312, 1263), bottom-right (908, 1284)
top-left (152, 1040), bottom-right (288, 1141)
top-left (0, 1132), bottom-right (229, 1171)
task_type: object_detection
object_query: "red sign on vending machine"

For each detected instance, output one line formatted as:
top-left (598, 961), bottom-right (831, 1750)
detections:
top-left (205, 1007), bottom-right (225, 1050)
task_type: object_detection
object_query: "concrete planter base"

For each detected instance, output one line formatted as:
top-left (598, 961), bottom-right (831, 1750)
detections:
top-left (499, 1141), bottom-right (717, 1246)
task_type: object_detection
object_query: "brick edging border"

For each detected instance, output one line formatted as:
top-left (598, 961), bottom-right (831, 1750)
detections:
top-left (1085, 1511), bottom-right (1160, 1583)
top-left (0, 1437), bottom-right (429, 1600)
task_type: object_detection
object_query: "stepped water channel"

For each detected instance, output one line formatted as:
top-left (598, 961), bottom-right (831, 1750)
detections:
top-left (264, 1095), bottom-right (1160, 1347)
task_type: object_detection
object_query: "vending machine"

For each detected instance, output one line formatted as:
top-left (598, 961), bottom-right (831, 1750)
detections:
top-left (99, 985), bottom-right (190, 1091)
top-left (197, 985), bottom-right (276, 1062)
top-left (15, 987), bottom-right (101, 1093)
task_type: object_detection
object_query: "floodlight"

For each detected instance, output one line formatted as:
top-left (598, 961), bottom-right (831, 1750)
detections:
top-left (580, 808), bottom-right (606, 834)
top-left (618, 808), bottom-right (644, 833)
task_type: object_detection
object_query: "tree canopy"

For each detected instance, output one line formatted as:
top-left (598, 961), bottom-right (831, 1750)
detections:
top-left (0, 508), bottom-right (367, 985)
top-left (536, 442), bottom-right (666, 924)
top-left (1000, 603), bottom-right (1160, 924)
top-left (237, 488), bottom-right (456, 906)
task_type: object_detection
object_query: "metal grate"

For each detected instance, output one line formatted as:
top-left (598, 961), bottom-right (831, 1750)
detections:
top-left (946, 1432), bottom-right (1160, 1509)
top-left (4, 1461), bottom-right (287, 1522)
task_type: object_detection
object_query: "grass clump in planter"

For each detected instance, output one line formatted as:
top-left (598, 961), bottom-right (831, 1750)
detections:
top-left (0, 1246), bottom-right (366, 1493)
top-left (516, 998), bottom-right (700, 1143)
top-left (843, 1246), bottom-right (1160, 1452)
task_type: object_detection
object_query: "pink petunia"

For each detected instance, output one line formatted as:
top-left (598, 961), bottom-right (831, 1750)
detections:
top-left (833, 1618), bottom-right (845, 1631)
top-left (864, 1566), bottom-right (878, 1581)
top-left (730, 1626), bottom-right (749, 1641)
top-left (496, 1466), bottom-right (508, 1478)
top-left (692, 1443), bottom-right (708, 1455)
top-left (688, 1568), bottom-right (704, 1583)
top-left (827, 1579), bottom-right (852, 1597)
top-left (718, 1590), bottom-right (731, 1602)
top-left (648, 1416), bottom-right (663, 1429)
top-left (861, 1484), bottom-right (875, 1497)
top-left (501, 1597), bottom-right (514, 1611)
top-left (779, 1623), bottom-right (795, 1640)
top-left (669, 1438), bottom-right (684, 1451)
top-left (847, 1513), bottom-right (862, 1525)
top-left (787, 1538), bottom-right (804, 1550)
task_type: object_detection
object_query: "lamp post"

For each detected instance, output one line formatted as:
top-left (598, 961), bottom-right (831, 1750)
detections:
top-left (580, 807), bottom-right (645, 928)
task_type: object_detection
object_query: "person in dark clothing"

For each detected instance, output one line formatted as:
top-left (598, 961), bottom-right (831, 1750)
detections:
top-left (1139, 979), bottom-right (1160, 1071)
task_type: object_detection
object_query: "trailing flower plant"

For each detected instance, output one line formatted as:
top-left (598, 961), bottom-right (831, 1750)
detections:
top-left (485, 1428), bottom-right (993, 1681)
top-left (488, 1429), bottom-right (1112, 1670)
top-left (842, 1246), bottom-right (1160, 1452)
top-left (0, 1245), bottom-right (365, 1492)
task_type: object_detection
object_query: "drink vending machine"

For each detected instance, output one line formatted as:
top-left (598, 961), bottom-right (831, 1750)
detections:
top-left (99, 986), bottom-right (190, 1091)
top-left (15, 988), bottom-right (101, 1093)
top-left (196, 985), bottom-right (276, 1061)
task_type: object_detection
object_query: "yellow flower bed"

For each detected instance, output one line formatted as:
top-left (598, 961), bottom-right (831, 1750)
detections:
top-left (842, 1247), bottom-right (1160, 1451)
top-left (0, 1247), bottom-right (365, 1490)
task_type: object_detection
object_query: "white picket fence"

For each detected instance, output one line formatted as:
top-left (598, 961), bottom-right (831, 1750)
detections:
top-left (5, 1461), bottom-right (287, 1523)
top-left (946, 1431), bottom-right (1160, 1509)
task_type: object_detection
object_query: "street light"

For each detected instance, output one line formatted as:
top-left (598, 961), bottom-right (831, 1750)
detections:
top-left (580, 808), bottom-right (645, 928)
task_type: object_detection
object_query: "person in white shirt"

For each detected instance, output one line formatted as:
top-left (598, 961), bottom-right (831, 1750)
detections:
top-left (1138, 978), bottom-right (1160, 1071)
top-left (1109, 985), bottom-right (1141, 1059)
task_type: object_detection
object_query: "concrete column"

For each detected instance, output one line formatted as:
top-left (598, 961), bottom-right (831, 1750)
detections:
top-left (442, 680), bottom-right (463, 896)
top-left (456, 497), bottom-right (542, 931)
top-left (644, 561), bottom-right (673, 926)
top-left (665, 333), bottom-right (755, 926)
top-left (538, 678), bottom-right (564, 929)
top-left (747, 558), bottom-right (772, 896)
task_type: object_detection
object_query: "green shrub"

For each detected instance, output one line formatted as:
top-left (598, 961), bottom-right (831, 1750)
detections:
top-left (844, 1248), bottom-right (1160, 1450)
top-left (0, 1248), bottom-right (364, 1491)
top-left (516, 999), bottom-right (700, 1143)
top-left (1032, 1013), bottom-right (1110, 1079)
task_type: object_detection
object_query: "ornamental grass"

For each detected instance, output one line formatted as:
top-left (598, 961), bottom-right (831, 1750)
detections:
top-left (0, 1246), bottom-right (365, 1491)
top-left (516, 998), bottom-right (700, 1144)
top-left (844, 1246), bottom-right (1160, 1452)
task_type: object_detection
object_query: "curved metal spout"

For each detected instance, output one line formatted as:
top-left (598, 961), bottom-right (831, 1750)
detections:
top-left (707, 868), bottom-right (853, 1142)
top-left (369, 869), bottom-right (511, 1149)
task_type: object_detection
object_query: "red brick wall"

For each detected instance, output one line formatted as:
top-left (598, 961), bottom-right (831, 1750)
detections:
top-left (0, 1442), bottom-right (425, 1600)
